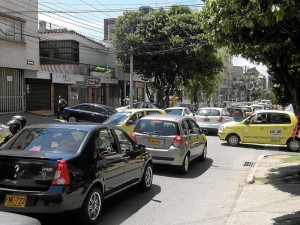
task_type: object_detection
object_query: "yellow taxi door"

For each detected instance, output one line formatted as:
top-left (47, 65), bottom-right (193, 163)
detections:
top-left (243, 113), bottom-right (268, 144)
top-left (266, 113), bottom-right (294, 145)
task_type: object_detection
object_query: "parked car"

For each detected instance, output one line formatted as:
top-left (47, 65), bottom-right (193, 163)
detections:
top-left (218, 110), bottom-right (300, 151)
top-left (251, 104), bottom-right (265, 112)
top-left (165, 107), bottom-right (194, 119)
top-left (227, 107), bottom-right (247, 121)
top-left (104, 108), bottom-right (166, 134)
top-left (131, 114), bottom-right (207, 174)
top-left (178, 103), bottom-right (198, 113)
top-left (62, 103), bottom-right (117, 123)
top-left (0, 123), bottom-right (153, 224)
top-left (194, 107), bottom-right (234, 134)
top-left (1, 211), bottom-right (40, 225)
top-left (116, 102), bottom-right (160, 112)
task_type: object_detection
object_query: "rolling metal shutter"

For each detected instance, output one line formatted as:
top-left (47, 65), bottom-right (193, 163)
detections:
top-left (26, 79), bottom-right (51, 111)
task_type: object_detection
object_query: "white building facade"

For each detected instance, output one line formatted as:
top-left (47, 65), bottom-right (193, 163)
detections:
top-left (0, 0), bottom-right (39, 113)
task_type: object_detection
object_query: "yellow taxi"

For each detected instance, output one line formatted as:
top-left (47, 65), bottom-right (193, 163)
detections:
top-left (218, 110), bottom-right (300, 151)
top-left (104, 108), bottom-right (166, 134)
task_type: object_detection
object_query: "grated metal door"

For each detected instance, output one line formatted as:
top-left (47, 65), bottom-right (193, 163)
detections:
top-left (0, 68), bottom-right (24, 114)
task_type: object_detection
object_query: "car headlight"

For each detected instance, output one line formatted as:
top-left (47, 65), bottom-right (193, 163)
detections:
top-left (219, 125), bottom-right (224, 133)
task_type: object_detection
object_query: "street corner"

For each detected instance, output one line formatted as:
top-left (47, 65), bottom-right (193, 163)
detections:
top-left (252, 154), bottom-right (300, 186)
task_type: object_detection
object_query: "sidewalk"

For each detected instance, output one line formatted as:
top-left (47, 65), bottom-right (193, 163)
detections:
top-left (226, 154), bottom-right (300, 225)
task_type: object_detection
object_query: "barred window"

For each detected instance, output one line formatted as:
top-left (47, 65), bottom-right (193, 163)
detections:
top-left (0, 16), bottom-right (23, 41)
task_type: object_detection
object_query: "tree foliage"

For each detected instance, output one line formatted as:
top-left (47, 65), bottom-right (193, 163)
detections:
top-left (113, 5), bottom-right (223, 106)
top-left (201, 0), bottom-right (300, 114)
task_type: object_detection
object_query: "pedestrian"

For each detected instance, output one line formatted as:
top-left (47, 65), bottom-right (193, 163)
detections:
top-left (57, 95), bottom-right (67, 119)
top-left (0, 119), bottom-right (21, 147)
top-left (123, 96), bottom-right (129, 105)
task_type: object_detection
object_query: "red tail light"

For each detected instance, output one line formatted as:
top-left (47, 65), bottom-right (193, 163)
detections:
top-left (172, 135), bottom-right (183, 148)
top-left (217, 116), bottom-right (223, 122)
top-left (130, 132), bottom-right (136, 142)
top-left (52, 160), bottom-right (70, 186)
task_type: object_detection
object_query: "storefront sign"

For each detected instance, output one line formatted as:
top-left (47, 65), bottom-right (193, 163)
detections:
top-left (27, 60), bottom-right (34, 65)
top-left (85, 77), bottom-right (101, 86)
top-left (52, 73), bottom-right (76, 84)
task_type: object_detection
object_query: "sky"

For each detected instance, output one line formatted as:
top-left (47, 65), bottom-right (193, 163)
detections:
top-left (37, 0), bottom-right (268, 76)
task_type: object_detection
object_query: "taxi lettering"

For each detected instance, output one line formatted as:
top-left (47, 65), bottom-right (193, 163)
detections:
top-left (269, 129), bottom-right (282, 135)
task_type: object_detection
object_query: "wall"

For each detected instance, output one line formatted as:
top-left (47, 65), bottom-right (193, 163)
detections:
top-left (0, 0), bottom-right (39, 71)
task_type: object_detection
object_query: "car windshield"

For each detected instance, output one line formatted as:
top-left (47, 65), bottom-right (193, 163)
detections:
top-left (104, 112), bottom-right (131, 125)
top-left (196, 109), bottom-right (220, 116)
top-left (165, 109), bottom-right (182, 115)
top-left (1, 128), bottom-right (88, 153)
top-left (134, 120), bottom-right (179, 136)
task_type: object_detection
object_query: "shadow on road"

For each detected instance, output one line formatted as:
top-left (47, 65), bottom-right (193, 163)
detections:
top-left (35, 184), bottom-right (161, 225)
top-left (220, 142), bottom-right (289, 152)
top-left (153, 158), bottom-right (213, 179)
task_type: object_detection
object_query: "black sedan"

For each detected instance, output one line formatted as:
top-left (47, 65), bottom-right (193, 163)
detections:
top-left (0, 123), bottom-right (153, 225)
top-left (62, 103), bottom-right (117, 123)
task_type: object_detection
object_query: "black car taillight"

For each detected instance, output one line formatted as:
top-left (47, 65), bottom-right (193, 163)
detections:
top-left (52, 160), bottom-right (70, 186)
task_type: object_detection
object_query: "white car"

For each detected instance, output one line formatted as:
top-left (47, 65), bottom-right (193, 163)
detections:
top-left (165, 107), bottom-right (194, 119)
top-left (251, 104), bottom-right (265, 111)
top-left (194, 107), bottom-right (234, 133)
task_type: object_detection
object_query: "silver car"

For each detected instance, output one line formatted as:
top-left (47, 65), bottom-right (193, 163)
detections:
top-left (195, 107), bottom-right (234, 133)
top-left (131, 114), bottom-right (207, 173)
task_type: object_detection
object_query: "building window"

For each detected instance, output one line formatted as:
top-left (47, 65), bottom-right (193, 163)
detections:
top-left (40, 40), bottom-right (79, 64)
top-left (0, 16), bottom-right (23, 41)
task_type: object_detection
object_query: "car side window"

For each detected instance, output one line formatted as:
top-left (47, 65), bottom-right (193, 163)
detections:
top-left (270, 113), bottom-right (291, 124)
top-left (182, 120), bottom-right (192, 135)
top-left (114, 129), bottom-right (134, 152)
top-left (188, 119), bottom-right (200, 134)
top-left (96, 128), bottom-right (117, 155)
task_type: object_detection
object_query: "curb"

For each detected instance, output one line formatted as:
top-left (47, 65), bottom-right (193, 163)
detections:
top-left (245, 154), bottom-right (265, 184)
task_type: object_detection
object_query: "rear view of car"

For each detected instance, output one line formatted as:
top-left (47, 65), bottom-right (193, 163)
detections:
top-left (195, 107), bottom-right (234, 134)
top-left (131, 114), bottom-right (207, 173)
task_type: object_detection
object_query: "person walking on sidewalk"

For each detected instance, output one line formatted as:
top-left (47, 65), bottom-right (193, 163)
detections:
top-left (57, 95), bottom-right (67, 119)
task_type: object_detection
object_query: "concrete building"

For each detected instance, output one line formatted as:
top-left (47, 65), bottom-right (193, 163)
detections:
top-left (0, 0), bottom-right (39, 113)
top-left (35, 21), bottom-right (122, 115)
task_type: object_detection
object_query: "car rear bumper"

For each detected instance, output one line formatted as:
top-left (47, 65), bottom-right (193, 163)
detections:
top-left (0, 186), bottom-right (84, 214)
top-left (146, 147), bottom-right (186, 166)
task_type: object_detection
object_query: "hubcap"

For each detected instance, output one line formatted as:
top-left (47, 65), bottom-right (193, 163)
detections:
top-left (184, 155), bottom-right (189, 171)
top-left (145, 166), bottom-right (153, 187)
top-left (88, 192), bottom-right (101, 220)
top-left (289, 140), bottom-right (300, 151)
top-left (69, 117), bottom-right (76, 122)
top-left (229, 136), bottom-right (238, 145)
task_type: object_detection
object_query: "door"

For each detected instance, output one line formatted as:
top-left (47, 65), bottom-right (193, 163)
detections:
top-left (243, 113), bottom-right (268, 144)
top-left (182, 119), bottom-right (198, 159)
top-left (95, 128), bottom-right (125, 194)
top-left (266, 113), bottom-right (293, 145)
top-left (114, 129), bottom-right (144, 185)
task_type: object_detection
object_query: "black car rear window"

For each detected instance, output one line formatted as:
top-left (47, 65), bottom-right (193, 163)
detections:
top-left (134, 120), bottom-right (179, 136)
top-left (2, 128), bottom-right (88, 153)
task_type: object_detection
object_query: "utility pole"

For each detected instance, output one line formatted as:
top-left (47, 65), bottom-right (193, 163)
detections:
top-left (129, 54), bottom-right (133, 108)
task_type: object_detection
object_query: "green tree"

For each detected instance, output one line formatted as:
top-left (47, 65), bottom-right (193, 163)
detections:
top-left (114, 5), bottom-right (223, 107)
top-left (201, 0), bottom-right (300, 115)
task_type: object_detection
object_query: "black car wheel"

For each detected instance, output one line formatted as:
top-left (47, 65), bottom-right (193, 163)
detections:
top-left (227, 134), bottom-right (240, 146)
top-left (179, 154), bottom-right (189, 174)
top-left (80, 187), bottom-right (103, 225)
top-left (199, 144), bottom-right (207, 161)
top-left (68, 116), bottom-right (77, 122)
top-left (139, 163), bottom-right (153, 190)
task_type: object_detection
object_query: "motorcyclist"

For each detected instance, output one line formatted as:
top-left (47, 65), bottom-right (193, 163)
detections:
top-left (0, 119), bottom-right (21, 147)
top-left (12, 115), bottom-right (27, 129)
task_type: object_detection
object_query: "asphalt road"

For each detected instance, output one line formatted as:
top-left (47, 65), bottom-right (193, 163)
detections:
top-left (0, 113), bottom-right (288, 225)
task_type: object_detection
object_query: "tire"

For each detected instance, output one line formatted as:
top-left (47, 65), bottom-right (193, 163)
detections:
top-left (79, 187), bottom-right (103, 225)
top-left (139, 163), bottom-right (153, 191)
top-left (227, 134), bottom-right (240, 146)
top-left (199, 144), bottom-right (207, 161)
top-left (179, 154), bottom-right (189, 174)
top-left (68, 116), bottom-right (77, 122)
top-left (287, 138), bottom-right (300, 152)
